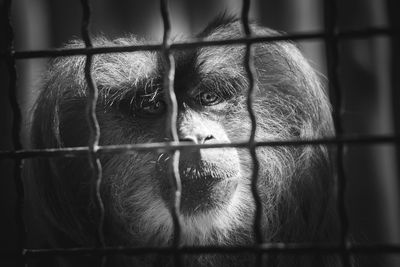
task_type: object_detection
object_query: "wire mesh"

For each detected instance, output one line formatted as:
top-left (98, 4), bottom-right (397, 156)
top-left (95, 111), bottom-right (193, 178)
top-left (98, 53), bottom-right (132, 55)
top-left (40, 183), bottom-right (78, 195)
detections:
top-left (3, 0), bottom-right (26, 266)
top-left (80, 0), bottom-right (106, 266)
top-left (241, 0), bottom-right (263, 266)
top-left (1, 0), bottom-right (400, 266)
top-left (160, 0), bottom-right (183, 266)
top-left (0, 28), bottom-right (393, 60)
top-left (387, 0), bottom-right (400, 183)
top-left (323, 0), bottom-right (351, 266)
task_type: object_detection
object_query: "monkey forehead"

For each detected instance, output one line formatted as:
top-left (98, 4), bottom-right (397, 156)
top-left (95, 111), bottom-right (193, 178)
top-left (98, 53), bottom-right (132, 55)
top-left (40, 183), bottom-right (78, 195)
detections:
top-left (193, 21), bottom-right (246, 79)
top-left (45, 37), bottom-right (159, 97)
top-left (191, 18), bottom-right (302, 92)
top-left (194, 46), bottom-right (246, 81)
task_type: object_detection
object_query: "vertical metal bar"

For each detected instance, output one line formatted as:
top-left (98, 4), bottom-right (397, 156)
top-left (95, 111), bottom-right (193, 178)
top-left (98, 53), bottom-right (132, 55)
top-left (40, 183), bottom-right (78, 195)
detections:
top-left (3, 0), bottom-right (26, 266)
top-left (386, 0), bottom-right (400, 192)
top-left (80, 0), bottom-right (106, 265)
top-left (160, 0), bottom-right (183, 266)
top-left (323, 0), bottom-right (351, 266)
top-left (241, 0), bottom-right (263, 266)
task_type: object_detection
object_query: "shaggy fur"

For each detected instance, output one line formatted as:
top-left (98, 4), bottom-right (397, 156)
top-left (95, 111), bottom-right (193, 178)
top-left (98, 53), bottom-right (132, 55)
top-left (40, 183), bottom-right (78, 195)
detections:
top-left (24, 16), bottom-right (340, 267)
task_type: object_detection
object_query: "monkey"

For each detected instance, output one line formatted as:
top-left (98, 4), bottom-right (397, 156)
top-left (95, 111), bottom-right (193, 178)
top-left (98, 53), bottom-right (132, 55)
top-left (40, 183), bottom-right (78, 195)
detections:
top-left (24, 15), bottom-right (341, 267)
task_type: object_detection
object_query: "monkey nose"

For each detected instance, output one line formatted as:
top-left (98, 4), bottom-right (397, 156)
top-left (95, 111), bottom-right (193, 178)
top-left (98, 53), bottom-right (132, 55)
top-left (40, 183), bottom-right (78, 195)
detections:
top-left (179, 134), bottom-right (214, 144)
top-left (179, 135), bottom-right (214, 158)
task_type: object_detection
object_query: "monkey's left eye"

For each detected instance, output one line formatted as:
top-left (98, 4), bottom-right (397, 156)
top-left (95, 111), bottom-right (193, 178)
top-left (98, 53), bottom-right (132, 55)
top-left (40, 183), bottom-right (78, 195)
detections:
top-left (198, 91), bottom-right (221, 106)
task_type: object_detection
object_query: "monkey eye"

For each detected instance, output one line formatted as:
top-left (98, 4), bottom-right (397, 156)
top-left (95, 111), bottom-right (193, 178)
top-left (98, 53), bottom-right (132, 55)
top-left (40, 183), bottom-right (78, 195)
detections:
top-left (117, 96), bottom-right (166, 118)
top-left (136, 99), bottom-right (166, 116)
top-left (198, 91), bottom-right (221, 106)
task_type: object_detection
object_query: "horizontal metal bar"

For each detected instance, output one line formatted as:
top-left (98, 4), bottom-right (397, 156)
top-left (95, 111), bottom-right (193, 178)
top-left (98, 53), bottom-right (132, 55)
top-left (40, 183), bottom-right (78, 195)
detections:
top-left (0, 134), bottom-right (398, 160)
top-left (1, 243), bottom-right (400, 259)
top-left (0, 27), bottom-right (393, 60)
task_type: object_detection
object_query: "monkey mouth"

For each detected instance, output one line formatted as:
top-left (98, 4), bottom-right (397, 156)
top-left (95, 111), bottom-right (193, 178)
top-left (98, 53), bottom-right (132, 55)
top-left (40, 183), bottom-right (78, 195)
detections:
top-left (157, 156), bottom-right (239, 215)
top-left (179, 164), bottom-right (239, 215)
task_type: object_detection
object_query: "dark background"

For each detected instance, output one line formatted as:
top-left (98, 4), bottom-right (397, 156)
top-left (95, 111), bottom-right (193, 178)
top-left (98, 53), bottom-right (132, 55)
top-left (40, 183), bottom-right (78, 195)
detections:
top-left (1, 0), bottom-right (399, 266)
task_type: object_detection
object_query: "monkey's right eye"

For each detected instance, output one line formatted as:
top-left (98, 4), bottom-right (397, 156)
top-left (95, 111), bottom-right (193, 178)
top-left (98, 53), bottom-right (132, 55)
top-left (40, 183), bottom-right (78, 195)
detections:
top-left (117, 99), bottom-right (135, 116)
top-left (117, 98), bottom-right (166, 118)
top-left (136, 99), bottom-right (166, 117)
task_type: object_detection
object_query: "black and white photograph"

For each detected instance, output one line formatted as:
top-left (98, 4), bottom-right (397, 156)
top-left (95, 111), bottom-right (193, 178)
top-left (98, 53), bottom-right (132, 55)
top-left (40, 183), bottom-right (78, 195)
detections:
top-left (0, 0), bottom-right (399, 266)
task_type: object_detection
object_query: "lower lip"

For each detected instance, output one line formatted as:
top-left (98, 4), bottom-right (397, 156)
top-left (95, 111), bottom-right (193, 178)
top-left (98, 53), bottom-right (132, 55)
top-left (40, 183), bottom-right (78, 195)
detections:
top-left (157, 160), bottom-right (240, 215)
top-left (179, 176), bottom-right (239, 215)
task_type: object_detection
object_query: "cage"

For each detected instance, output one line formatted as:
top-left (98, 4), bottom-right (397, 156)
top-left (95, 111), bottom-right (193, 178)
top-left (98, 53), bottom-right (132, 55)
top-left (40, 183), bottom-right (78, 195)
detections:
top-left (0, 0), bottom-right (399, 266)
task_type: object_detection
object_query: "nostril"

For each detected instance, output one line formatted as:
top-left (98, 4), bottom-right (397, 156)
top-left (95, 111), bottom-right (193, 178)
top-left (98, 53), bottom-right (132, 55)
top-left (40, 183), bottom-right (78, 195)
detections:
top-left (203, 135), bottom-right (214, 143)
top-left (180, 135), bottom-right (214, 144)
top-left (180, 136), bottom-right (198, 144)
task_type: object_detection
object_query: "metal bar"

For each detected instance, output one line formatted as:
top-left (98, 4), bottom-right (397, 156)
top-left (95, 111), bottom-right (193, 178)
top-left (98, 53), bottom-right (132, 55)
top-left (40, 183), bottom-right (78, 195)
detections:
top-left (79, 1), bottom-right (106, 266)
top-left (1, 134), bottom-right (399, 160)
top-left (386, 0), bottom-right (400, 194)
top-left (0, 27), bottom-right (393, 60)
top-left (323, 0), bottom-right (351, 266)
top-left (3, 0), bottom-right (26, 266)
top-left (241, 0), bottom-right (263, 266)
top-left (1, 243), bottom-right (400, 259)
top-left (160, 0), bottom-right (183, 266)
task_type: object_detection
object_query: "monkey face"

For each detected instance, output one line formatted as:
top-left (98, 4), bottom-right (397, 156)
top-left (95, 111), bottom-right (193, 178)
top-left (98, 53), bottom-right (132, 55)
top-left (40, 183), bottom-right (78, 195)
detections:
top-left (92, 65), bottom-right (255, 245)
top-left (147, 92), bottom-right (243, 215)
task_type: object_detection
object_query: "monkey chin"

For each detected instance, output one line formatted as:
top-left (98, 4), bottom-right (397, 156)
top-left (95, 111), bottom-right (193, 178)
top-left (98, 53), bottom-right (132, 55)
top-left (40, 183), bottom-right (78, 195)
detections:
top-left (179, 162), bottom-right (239, 216)
top-left (158, 149), bottom-right (241, 217)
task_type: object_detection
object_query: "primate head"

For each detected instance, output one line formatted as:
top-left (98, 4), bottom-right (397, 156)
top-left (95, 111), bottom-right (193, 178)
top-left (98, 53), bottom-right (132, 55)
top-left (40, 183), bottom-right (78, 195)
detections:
top-left (25, 16), bottom-right (338, 266)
